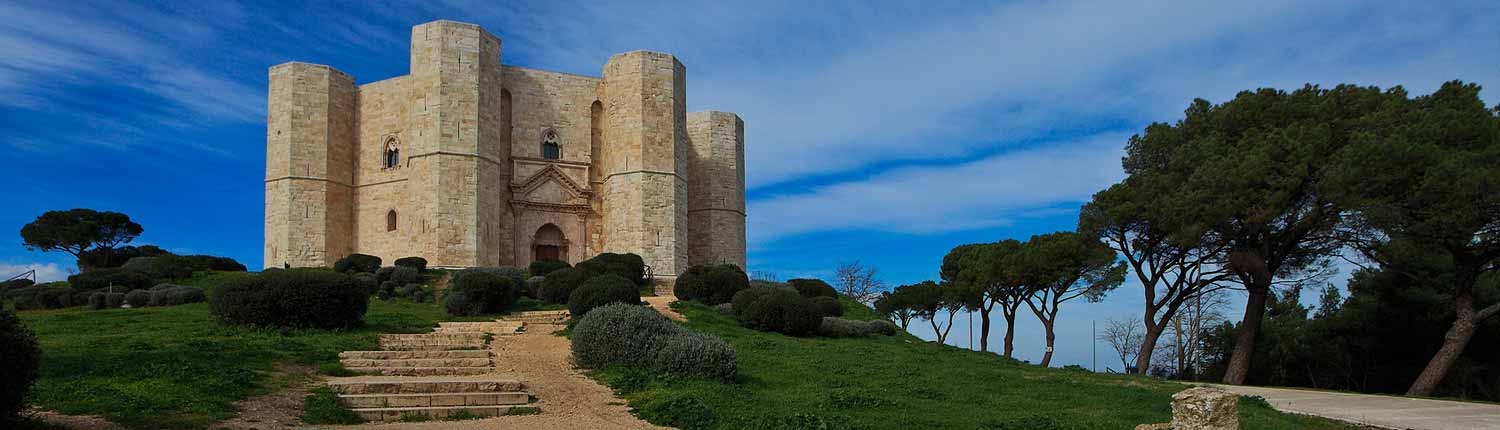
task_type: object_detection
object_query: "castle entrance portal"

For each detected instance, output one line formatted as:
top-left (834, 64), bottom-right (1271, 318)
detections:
top-left (532, 223), bottom-right (567, 262)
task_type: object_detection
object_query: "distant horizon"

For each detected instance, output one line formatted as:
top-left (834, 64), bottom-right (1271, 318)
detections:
top-left (4, 0), bottom-right (1498, 369)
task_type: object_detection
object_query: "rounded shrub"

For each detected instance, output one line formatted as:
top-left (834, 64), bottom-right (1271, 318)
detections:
top-left (351, 272), bottom-right (378, 296)
top-left (333, 253), bottom-right (382, 274)
top-left (442, 268), bottom-right (519, 316)
top-left (68, 268), bottom-right (154, 292)
top-left (147, 285), bottom-right (204, 307)
top-left (2, 279), bottom-right (34, 290)
top-left (571, 303), bottom-right (683, 369)
top-left (867, 319), bottom-right (899, 336)
top-left (569, 274), bottom-right (641, 318)
top-left (576, 253), bottom-right (646, 285)
top-left (649, 332), bottom-right (737, 381)
top-left (103, 292), bottom-right (126, 309)
top-left (0, 307), bottom-right (41, 424)
top-left (393, 256), bottom-right (427, 272)
top-left (788, 278), bottom-right (837, 299)
top-left (730, 287), bottom-right (776, 317)
top-left (528, 258), bottom-right (571, 277)
top-left (539, 267), bottom-right (590, 304)
top-left (387, 266), bottom-right (422, 285)
top-left (124, 290), bottom-right (150, 307)
top-left (35, 289), bottom-right (71, 309)
top-left (673, 264), bottom-right (749, 306)
top-left (523, 276), bottom-right (545, 299)
top-left (182, 255), bottom-right (247, 272)
top-left (210, 270), bottom-right (369, 329)
top-left (734, 288), bottom-right (821, 337)
top-left (87, 292), bottom-right (107, 310)
top-left (374, 266), bottom-right (396, 284)
top-left (810, 296), bottom-right (843, 317)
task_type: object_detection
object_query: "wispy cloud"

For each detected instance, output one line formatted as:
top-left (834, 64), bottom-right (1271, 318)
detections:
top-left (748, 132), bottom-right (1128, 245)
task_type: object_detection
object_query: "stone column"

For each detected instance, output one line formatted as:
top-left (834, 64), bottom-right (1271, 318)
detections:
top-left (264, 62), bottom-right (356, 268)
top-left (600, 51), bottom-right (689, 279)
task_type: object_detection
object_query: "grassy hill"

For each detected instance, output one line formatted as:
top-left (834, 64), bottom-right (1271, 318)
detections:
top-left (588, 299), bottom-right (1366, 430)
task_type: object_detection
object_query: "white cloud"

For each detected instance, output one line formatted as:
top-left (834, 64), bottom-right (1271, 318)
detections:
top-left (748, 131), bottom-right (1128, 245)
top-left (0, 262), bottom-right (71, 284)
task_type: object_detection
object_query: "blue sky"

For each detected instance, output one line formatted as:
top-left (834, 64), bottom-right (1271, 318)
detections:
top-left (3, 0), bottom-right (1498, 368)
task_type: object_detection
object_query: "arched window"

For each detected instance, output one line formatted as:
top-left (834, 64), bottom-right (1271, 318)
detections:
top-left (541, 128), bottom-right (561, 160)
top-left (386, 210), bottom-right (397, 232)
top-left (383, 138), bottom-right (400, 169)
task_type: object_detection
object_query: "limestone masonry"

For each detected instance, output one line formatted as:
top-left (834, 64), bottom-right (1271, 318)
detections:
top-left (265, 20), bottom-right (746, 280)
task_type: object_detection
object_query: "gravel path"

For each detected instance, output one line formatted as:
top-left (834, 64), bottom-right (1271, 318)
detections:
top-left (316, 323), bottom-right (667, 430)
top-left (1209, 384), bottom-right (1500, 430)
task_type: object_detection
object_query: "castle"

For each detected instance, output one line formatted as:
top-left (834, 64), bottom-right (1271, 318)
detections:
top-left (264, 20), bottom-right (746, 281)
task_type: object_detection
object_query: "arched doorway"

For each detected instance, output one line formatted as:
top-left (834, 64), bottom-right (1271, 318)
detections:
top-left (532, 223), bottom-right (566, 262)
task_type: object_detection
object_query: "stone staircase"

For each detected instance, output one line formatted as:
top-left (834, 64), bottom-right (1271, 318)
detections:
top-left (327, 376), bottom-right (533, 421)
top-left (498, 310), bottom-right (570, 325)
top-left (326, 321), bottom-right (539, 422)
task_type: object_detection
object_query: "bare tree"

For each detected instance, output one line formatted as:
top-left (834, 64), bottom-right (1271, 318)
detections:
top-left (1099, 315), bottom-right (1145, 372)
top-left (834, 260), bottom-right (884, 304)
top-left (1165, 288), bottom-right (1229, 380)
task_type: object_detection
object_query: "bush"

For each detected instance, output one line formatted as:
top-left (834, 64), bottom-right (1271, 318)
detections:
top-left (572, 303), bottom-right (683, 369)
top-left (147, 285), bottom-right (205, 307)
top-left (0, 307), bottom-right (41, 424)
top-left (210, 270), bottom-right (368, 329)
top-left (181, 255), bottom-right (247, 272)
top-left (674, 264), bottom-right (749, 305)
top-left (733, 288), bottom-right (821, 336)
top-left (528, 259), bottom-right (571, 277)
top-left (810, 296), bottom-right (844, 317)
top-left (788, 278), bottom-right (837, 299)
top-left (1, 279), bottom-right (33, 290)
top-left (649, 332), bottom-right (737, 381)
top-left (539, 267), bottom-right (591, 304)
top-left (387, 266), bottom-right (422, 285)
top-left (333, 253), bottom-right (381, 274)
top-left (374, 266), bottom-right (396, 284)
top-left (68, 268), bottom-right (154, 292)
top-left (730, 287), bottom-right (776, 317)
top-left (36, 289), bottom-right (71, 309)
top-left (442, 268), bottom-right (519, 316)
top-left (350, 272), bottom-right (377, 296)
top-left (88, 292), bottom-right (107, 310)
top-left (124, 290), bottom-right (150, 307)
top-left (815, 317), bottom-right (897, 338)
top-left (393, 256), bottom-right (427, 272)
top-left (103, 292), bottom-right (126, 309)
top-left (569, 274), bottom-right (641, 318)
top-left (577, 253), bottom-right (646, 285)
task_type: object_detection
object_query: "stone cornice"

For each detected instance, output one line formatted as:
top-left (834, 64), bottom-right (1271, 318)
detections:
top-left (511, 164), bottom-right (592, 199)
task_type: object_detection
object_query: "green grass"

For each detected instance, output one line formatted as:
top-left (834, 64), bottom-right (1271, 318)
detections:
top-left (300, 387), bottom-right (364, 425)
top-left (13, 270), bottom-right (489, 429)
top-left (590, 300), bottom-right (1368, 430)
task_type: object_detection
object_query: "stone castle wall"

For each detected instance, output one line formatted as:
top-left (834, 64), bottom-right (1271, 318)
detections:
top-left (264, 20), bottom-right (745, 275)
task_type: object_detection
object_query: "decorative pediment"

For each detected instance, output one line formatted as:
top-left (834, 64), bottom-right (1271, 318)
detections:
top-left (511, 163), bottom-right (590, 199)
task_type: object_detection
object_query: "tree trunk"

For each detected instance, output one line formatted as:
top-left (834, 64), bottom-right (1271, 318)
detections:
top-left (1003, 309), bottom-right (1017, 358)
top-left (1407, 305), bottom-right (1480, 396)
top-left (979, 309), bottom-right (992, 352)
top-left (1135, 323), bottom-right (1166, 374)
top-left (1222, 283), bottom-right (1269, 385)
top-left (1039, 320), bottom-right (1056, 367)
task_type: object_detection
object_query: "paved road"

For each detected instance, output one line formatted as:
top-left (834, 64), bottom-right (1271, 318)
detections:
top-left (1209, 384), bottom-right (1500, 429)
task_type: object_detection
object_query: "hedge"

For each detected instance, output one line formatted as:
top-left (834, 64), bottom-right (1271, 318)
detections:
top-left (577, 253), bottom-right (646, 285)
top-left (333, 253), bottom-right (382, 274)
top-left (442, 268), bottom-right (519, 316)
top-left (147, 285), bottom-right (206, 307)
top-left (393, 256), bottom-right (428, 272)
top-left (0, 307), bottom-right (41, 424)
top-left (788, 278), bottom-right (837, 299)
top-left (67, 268), bottom-right (154, 291)
top-left (210, 270), bottom-right (368, 329)
top-left (539, 267), bottom-right (590, 304)
top-left (649, 332), bottom-right (737, 381)
top-left (674, 264), bottom-right (749, 305)
top-left (732, 287), bottom-right (821, 337)
top-left (529, 259), bottom-right (571, 277)
top-left (816, 317), bottom-right (898, 338)
top-left (569, 274), bottom-right (641, 318)
top-left (810, 296), bottom-right (844, 317)
top-left (124, 290), bottom-right (150, 307)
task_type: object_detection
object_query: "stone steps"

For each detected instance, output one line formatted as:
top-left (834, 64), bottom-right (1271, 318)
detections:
top-left (433, 321), bottom-right (523, 334)
top-left (340, 392), bottom-right (531, 408)
top-left (499, 311), bottom-right (569, 324)
top-left (346, 366), bottom-right (493, 377)
top-left (341, 358), bottom-right (492, 368)
top-left (328, 377), bottom-right (527, 395)
top-left (377, 333), bottom-right (488, 351)
top-left (350, 405), bottom-right (530, 422)
top-left (338, 350), bottom-right (490, 360)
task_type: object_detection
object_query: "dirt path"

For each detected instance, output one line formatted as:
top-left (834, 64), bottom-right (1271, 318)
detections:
top-left (217, 364), bottom-right (317, 430)
top-left (1209, 384), bottom-right (1500, 430)
top-left (642, 295), bottom-right (684, 321)
top-left (315, 323), bottom-right (666, 430)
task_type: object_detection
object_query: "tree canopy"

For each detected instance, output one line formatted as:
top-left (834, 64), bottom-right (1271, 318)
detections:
top-left (21, 209), bottom-right (143, 259)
